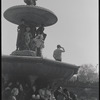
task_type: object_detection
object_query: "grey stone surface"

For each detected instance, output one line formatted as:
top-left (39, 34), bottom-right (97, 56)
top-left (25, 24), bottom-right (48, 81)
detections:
top-left (4, 5), bottom-right (58, 27)
top-left (2, 55), bottom-right (79, 80)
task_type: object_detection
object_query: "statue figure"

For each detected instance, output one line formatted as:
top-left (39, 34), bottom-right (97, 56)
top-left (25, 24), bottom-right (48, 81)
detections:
top-left (36, 25), bottom-right (47, 41)
top-left (28, 23), bottom-right (37, 51)
top-left (24, 27), bottom-right (32, 50)
top-left (29, 25), bottom-right (46, 56)
top-left (16, 19), bottom-right (27, 50)
top-left (33, 35), bottom-right (44, 56)
top-left (24, 0), bottom-right (37, 6)
top-left (28, 23), bottom-right (36, 38)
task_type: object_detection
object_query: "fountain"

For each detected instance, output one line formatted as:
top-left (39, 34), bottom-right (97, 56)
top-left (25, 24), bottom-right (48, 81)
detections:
top-left (2, 0), bottom-right (79, 97)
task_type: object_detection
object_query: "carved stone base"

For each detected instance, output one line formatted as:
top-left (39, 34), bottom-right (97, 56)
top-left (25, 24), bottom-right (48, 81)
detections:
top-left (10, 50), bottom-right (36, 56)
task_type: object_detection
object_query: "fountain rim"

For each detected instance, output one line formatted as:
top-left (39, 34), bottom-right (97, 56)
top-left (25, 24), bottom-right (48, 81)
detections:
top-left (2, 55), bottom-right (80, 70)
top-left (2, 55), bottom-right (79, 80)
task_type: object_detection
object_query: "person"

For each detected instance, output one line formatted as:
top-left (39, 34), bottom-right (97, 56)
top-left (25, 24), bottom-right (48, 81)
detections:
top-left (31, 94), bottom-right (40, 100)
top-left (69, 91), bottom-right (78, 100)
top-left (24, 0), bottom-right (37, 6)
top-left (10, 88), bottom-right (19, 100)
top-left (2, 87), bottom-right (11, 100)
top-left (54, 87), bottom-right (65, 100)
top-left (63, 89), bottom-right (72, 100)
top-left (29, 86), bottom-right (40, 100)
top-left (38, 88), bottom-right (45, 100)
top-left (53, 45), bottom-right (65, 61)
top-left (24, 27), bottom-right (32, 50)
top-left (17, 84), bottom-right (25, 100)
top-left (16, 19), bottom-right (27, 50)
top-left (39, 87), bottom-right (51, 100)
top-left (45, 86), bottom-right (52, 100)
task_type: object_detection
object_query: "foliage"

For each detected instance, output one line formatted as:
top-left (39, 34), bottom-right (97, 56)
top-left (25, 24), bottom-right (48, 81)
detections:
top-left (70, 64), bottom-right (99, 83)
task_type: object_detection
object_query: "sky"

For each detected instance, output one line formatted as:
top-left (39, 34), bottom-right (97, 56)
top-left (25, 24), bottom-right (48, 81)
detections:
top-left (2, 0), bottom-right (98, 66)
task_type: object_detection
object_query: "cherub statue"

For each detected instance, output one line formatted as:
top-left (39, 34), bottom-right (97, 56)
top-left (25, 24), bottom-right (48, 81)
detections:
top-left (24, 0), bottom-right (37, 6)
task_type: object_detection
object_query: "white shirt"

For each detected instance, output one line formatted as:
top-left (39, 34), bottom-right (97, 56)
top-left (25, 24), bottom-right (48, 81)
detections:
top-left (53, 48), bottom-right (64, 60)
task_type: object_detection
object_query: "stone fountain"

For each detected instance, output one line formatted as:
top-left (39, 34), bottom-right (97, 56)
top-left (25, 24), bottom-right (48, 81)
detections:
top-left (2, 0), bottom-right (79, 98)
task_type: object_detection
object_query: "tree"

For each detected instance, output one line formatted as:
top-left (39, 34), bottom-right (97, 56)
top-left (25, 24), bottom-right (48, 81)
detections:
top-left (77, 64), bottom-right (99, 83)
